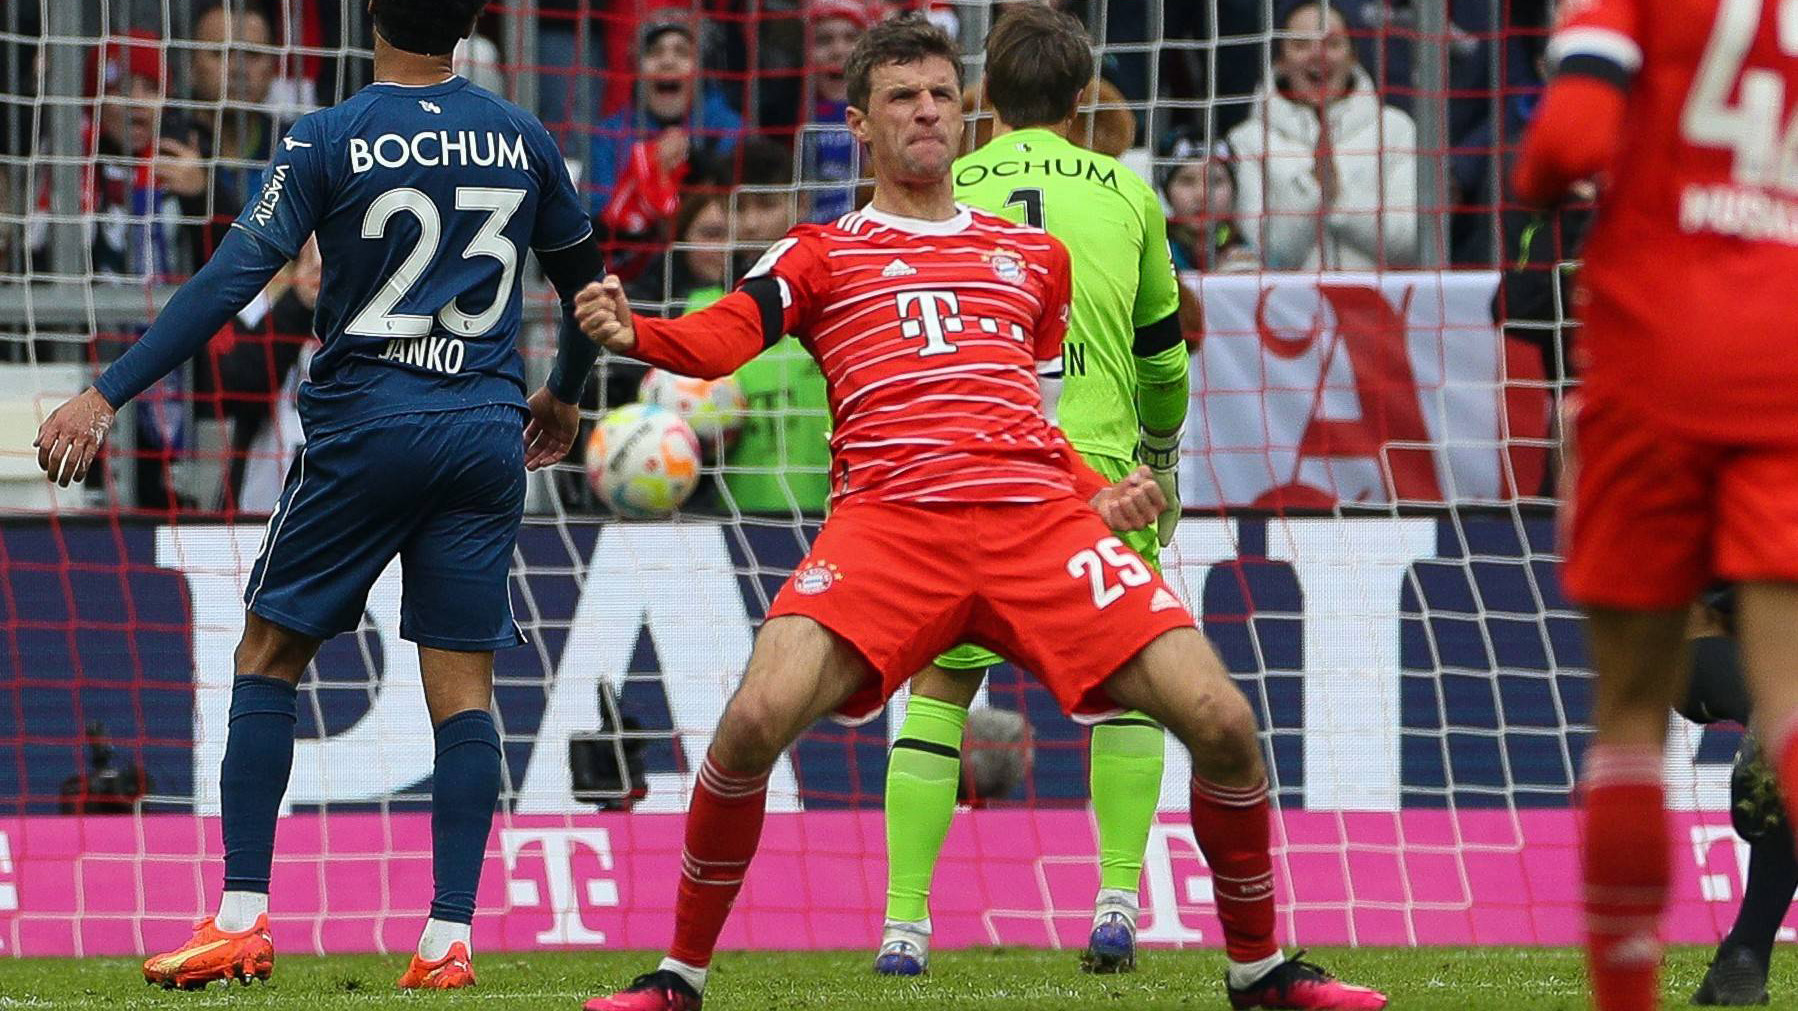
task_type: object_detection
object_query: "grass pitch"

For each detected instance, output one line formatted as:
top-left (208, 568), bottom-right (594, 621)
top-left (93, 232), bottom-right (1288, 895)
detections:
top-left (0, 946), bottom-right (1780, 1009)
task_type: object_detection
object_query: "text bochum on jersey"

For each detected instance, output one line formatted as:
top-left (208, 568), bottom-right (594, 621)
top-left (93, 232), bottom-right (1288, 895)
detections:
top-left (234, 76), bottom-right (590, 437)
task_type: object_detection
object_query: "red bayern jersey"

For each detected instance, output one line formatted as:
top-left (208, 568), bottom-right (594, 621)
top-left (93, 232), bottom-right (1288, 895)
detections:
top-left (1544, 0), bottom-right (1798, 442)
top-left (742, 203), bottom-right (1078, 506)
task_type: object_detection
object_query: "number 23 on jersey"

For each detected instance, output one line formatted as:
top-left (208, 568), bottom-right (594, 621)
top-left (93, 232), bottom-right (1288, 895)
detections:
top-left (347, 186), bottom-right (526, 339)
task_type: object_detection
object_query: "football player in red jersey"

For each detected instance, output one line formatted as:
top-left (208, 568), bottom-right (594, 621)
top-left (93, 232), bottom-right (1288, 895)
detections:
top-left (1517, 0), bottom-right (1798, 1007)
top-left (576, 17), bottom-right (1386, 1011)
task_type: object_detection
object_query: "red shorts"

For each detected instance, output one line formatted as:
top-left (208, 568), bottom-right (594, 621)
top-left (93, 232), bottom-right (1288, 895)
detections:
top-left (765, 495), bottom-right (1196, 724)
top-left (1562, 392), bottom-right (1798, 608)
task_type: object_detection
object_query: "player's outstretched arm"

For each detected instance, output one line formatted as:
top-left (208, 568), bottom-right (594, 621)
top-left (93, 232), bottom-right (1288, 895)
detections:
top-left (33, 227), bottom-right (288, 487)
top-left (575, 273), bottom-right (780, 380)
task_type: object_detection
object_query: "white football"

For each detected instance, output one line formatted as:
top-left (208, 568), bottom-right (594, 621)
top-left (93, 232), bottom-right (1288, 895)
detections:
top-left (638, 369), bottom-right (746, 451)
top-left (585, 403), bottom-right (702, 519)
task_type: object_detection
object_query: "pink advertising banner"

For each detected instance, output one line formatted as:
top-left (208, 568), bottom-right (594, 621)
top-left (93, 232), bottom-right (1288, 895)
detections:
top-left (0, 809), bottom-right (1769, 957)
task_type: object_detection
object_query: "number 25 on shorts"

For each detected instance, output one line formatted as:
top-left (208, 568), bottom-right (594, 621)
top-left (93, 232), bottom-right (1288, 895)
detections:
top-left (1068, 536), bottom-right (1151, 610)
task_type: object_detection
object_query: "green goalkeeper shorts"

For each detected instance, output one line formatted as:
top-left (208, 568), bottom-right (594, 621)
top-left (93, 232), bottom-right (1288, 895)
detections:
top-left (935, 453), bottom-right (1162, 672)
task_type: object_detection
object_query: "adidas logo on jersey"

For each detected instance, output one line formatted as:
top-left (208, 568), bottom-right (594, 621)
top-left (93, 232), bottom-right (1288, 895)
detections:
top-left (882, 258), bottom-right (917, 278)
top-left (420, 100), bottom-right (443, 114)
top-left (1150, 588), bottom-right (1183, 613)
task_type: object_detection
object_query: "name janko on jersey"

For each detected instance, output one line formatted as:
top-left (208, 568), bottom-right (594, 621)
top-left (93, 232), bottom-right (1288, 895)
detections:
top-left (349, 131), bottom-right (528, 173)
top-left (378, 335), bottom-right (466, 374)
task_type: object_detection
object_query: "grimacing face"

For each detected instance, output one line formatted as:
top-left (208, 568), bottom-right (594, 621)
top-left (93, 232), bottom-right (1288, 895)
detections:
top-left (847, 56), bottom-right (963, 189)
top-left (192, 8), bottom-right (275, 106)
top-left (1277, 4), bottom-right (1353, 105)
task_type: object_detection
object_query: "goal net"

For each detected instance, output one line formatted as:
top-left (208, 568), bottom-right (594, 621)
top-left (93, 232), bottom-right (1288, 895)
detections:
top-left (0, 0), bottom-right (1754, 958)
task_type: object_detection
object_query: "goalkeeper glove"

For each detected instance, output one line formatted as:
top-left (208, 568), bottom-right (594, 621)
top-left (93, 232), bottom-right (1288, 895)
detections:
top-left (1136, 427), bottom-right (1182, 547)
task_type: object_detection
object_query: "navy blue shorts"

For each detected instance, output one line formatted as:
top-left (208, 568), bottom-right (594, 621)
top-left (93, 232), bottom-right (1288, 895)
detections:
top-left (244, 404), bottom-right (528, 651)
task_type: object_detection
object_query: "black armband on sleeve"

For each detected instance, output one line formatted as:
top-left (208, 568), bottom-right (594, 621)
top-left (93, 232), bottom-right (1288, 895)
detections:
top-left (740, 276), bottom-right (786, 350)
top-left (537, 236), bottom-right (607, 303)
top-left (1132, 310), bottom-right (1184, 358)
top-left (1555, 53), bottom-right (1632, 90)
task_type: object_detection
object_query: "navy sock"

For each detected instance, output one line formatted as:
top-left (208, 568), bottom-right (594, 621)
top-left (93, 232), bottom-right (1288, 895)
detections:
top-left (221, 675), bottom-right (299, 893)
top-left (429, 709), bottom-right (503, 925)
top-left (1723, 829), bottom-right (1798, 967)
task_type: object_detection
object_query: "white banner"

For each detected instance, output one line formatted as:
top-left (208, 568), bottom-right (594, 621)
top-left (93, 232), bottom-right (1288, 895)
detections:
top-left (1183, 271), bottom-right (1507, 508)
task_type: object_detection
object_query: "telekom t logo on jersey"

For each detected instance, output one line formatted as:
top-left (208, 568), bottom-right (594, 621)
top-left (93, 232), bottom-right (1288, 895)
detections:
top-left (896, 290), bottom-right (1027, 358)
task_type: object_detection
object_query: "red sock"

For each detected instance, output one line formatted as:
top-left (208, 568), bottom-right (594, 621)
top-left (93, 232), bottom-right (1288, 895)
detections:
top-left (667, 754), bottom-right (770, 968)
top-left (1581, 744), bottom-right (1668, 1011)
top-left (1190, 775), bottom-right (1279, 963)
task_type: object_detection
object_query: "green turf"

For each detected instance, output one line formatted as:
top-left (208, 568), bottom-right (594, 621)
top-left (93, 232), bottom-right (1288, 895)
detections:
top-left (0, 946), bottom-right (1781, 1009)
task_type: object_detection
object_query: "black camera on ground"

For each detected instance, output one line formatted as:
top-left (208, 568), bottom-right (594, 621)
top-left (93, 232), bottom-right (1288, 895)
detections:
top-left (59, 721), bottom-right (150, 814)
top-left (568, 698), bottom-right (650, 811)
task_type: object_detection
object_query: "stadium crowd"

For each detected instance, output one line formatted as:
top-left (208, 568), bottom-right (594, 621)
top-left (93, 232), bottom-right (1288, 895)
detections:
top-left (0, 0), bottom-right (1569, 513)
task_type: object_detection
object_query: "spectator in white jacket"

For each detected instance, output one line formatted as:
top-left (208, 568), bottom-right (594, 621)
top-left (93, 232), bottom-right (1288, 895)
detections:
top-left (1226, 1), bottom-right (1417, 270)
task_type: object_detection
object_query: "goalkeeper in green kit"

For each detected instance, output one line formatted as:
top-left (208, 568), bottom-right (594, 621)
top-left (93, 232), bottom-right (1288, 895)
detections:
top-left (876, 3), bottom-right (1188, 977)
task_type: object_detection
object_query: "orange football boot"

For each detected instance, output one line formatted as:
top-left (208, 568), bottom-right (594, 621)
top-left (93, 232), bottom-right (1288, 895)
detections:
top-left (397, 941), bottom-right (476, 989)
top-left (142, 914), bottom-right (274, 989)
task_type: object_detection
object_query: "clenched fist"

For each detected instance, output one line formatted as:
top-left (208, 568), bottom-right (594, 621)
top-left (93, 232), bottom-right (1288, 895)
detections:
top-left (1091, 465), bottom-right (1166, 533)
top-left (573, 276), bottom-right (638, 353)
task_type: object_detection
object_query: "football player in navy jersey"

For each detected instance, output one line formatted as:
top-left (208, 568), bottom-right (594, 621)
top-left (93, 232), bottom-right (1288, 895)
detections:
top-left (35, 0), bottom-right (608, 991)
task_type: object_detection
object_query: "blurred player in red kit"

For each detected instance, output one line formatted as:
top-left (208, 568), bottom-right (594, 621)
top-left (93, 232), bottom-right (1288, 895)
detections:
top-left (1516, 0), bottom-right (1798, 1006)
top-left (573, 15), bottom-right (1386, 1011)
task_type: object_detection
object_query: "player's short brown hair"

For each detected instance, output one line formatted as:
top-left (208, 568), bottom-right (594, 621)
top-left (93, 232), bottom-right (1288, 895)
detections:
top-left (845, 14), bottom-right (964, 112)
top-left (982, 4), bottom-right (1095, 129)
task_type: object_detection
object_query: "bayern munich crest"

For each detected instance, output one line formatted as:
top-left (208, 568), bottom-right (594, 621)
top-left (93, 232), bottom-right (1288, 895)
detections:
top-left (988, 251), bottom-right (1026, 284)
top-left (793, 560), bottom-right (842, 595)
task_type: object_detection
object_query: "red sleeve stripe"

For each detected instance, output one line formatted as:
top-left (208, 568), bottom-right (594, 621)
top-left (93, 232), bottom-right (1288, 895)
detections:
top-left (856, 399), bottom-right (1044, 425)
top-left (834, 340), bottom-right (1038, 382)
top-left (837, 365), bottom-right (1042, 412)
top-left (838, 370), bottom-right (1042, 411)
top-left (877, 470), bottom-right (1074, 497)
top-left (813, 281), bottom-right (1044, 328)
top-left (891, 474), bottom-right (1071, 500)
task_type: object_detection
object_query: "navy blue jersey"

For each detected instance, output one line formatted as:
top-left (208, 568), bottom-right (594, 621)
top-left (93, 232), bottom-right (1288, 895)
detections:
top-left (234, 76), bottom-right (591, 434)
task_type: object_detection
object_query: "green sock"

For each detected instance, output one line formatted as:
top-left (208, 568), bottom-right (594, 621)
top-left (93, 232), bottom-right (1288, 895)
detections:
top-left (884, 696), bottom-right (969, 924)
top-left (1090, 713), bottom-right (1166, 894)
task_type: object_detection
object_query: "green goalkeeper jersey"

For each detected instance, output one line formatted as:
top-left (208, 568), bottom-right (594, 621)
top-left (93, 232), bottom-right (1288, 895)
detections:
top-left (953, 127), bottom-right (1184, 462)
